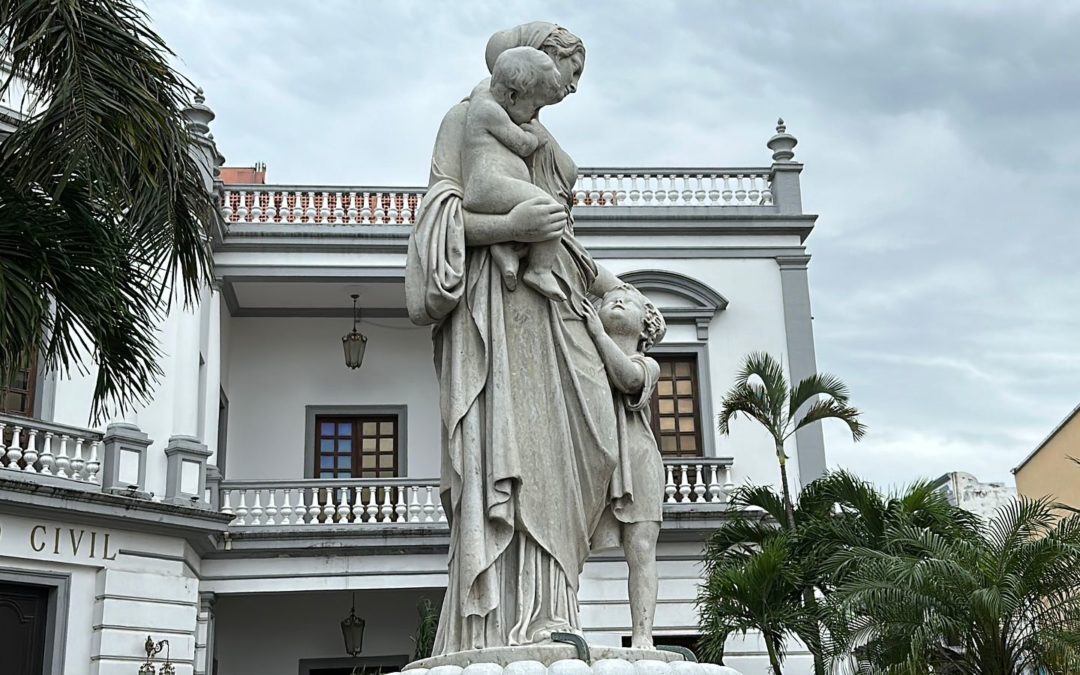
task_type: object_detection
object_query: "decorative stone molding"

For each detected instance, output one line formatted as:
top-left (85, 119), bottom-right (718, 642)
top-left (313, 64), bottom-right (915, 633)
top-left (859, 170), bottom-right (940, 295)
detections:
top-left (619, 270), bottom-right (728, 341)
top-left (100, 423), bottom-right (151, 496)
top-left (165, 435), bottom-right (213, 506)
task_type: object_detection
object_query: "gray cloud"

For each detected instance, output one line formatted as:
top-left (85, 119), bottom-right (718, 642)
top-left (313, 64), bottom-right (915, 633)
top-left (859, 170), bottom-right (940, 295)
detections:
top-left (150, 0), bottom-right (1080, 487)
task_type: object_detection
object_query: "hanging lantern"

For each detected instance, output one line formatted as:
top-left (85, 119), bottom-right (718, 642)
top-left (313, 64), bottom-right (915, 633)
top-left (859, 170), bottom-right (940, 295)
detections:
top-left (342, 294), bottom-right (368, 369)
top-left (341, 592), bottom-right (366, 656)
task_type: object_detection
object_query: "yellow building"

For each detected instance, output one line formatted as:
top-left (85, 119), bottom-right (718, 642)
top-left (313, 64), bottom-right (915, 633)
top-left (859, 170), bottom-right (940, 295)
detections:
top-left (1013, 403), bottom-right (1080, 510)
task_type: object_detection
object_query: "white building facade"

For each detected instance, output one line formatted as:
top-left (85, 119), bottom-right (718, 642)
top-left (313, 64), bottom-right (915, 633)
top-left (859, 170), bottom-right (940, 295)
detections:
top-left (0, 94), bottom-right (825, 675)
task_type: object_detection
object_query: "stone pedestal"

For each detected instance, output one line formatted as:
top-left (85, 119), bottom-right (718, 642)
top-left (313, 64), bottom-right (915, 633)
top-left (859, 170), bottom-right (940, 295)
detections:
top-left (393, 642), bottom-right (743, 675)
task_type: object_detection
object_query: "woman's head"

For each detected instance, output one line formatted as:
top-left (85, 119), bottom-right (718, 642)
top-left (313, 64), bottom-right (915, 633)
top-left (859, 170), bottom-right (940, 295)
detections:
top-left (485, 22), bottom-right (586, 100)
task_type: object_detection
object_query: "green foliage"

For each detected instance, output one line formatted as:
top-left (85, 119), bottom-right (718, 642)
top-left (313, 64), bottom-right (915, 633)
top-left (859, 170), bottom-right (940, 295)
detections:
top-left (698, 472), bottom-right (981, 673)
top-left (0, 0), bottom-right (215, 422)
top-left (831, 497), bottom-right (1080, 674)
top-left (412, 597), bottom-right (440, 661)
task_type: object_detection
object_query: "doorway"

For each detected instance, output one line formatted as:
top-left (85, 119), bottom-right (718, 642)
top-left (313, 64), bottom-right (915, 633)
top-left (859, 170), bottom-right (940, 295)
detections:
top-left (0, 582), bottom-right (50, 675)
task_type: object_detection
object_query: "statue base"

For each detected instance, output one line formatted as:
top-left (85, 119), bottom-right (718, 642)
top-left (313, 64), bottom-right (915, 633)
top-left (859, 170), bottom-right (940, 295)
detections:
top-left (397, 641), bottom-right (743, 675)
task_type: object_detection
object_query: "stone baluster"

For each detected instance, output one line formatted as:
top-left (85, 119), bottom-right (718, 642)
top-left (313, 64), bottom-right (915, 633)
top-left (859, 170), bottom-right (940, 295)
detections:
top-left (70, 438), bottom-right (86, 480)
top-left (249, 490), bottom-right (264, 526)
top-left (5, 425), bottom-right (23, 470)
top-left (345, 192), bottom-right (358, 223)
top-left (234, 490), bottom-right (249, 526)
top-left (250, 191), bottom-right (263, 221)
top-left (221, 194), bottom-right (234, 222)
top-left (735, 174), bottom-right (748, 204)
top-left (54, 434), bottom-right (71, 478)
top-left (293, 489), bottom-right (309, 524)
top-left (664, 464), bottom-right (677, 503)
top-left (707, 464), bottom-right (722, 503)
top-left (373, 193), bottom-right (385, 224)
top-left (614, 174), bottom-right (626, 205)
top-left (692, 174), bottom-right (706, 204)
top-left (438, 500), bottom-right (447, 522)
top-left (707, 174), bottom-right (720, 204)
top-left (321, 191), bottom-right (333, 222)
top-left (721, 176), bottom-right (733, 203)
top-left (381, 486), bottom-right (394, 521)
top-left (409, 486), bottom-right (422, 522)
top-left (692, 463), bottom-right (706, 502)
top-left (422, 486), bottom-right (437, 522)
top-left (337, 487), bottom-right (352, 523)
top-left (360, 192), bottom-right (372, 223)
top-left (22, 428), bottom-right (38, 472)
top-left (350, 487), bottom-right (365, 522)
top-left (266, 191), bottom-right (280, 222)
top-left (641, 175), bottom-right (654, 205)
top-left (748, 175), bottom-right (762, 204)
top-left (85, 440), bottom-right (101, 483)
top-left (264, 489), bottom-right (279, 526)
top-left (276, 489), bottom-right (291, 526)
top-left (678, 464), bottom-right (691, 503)
top-left (321, 487), bottom-right (336, 524)
top-left (722, 464), bottom-right (735, 500)
top-left (395, 486), bottom-right (408, 522)
top-left (628, 175), bottom-right (641, 204)
top-left (38, 432), bottom-right (55, 476)
top-left (290, 192), bottom-right (303, 222)
top-left (307, 488), bottom-right (322, 525)
top-left (388, 194), bottom-right (399, 223)
top-left (680, 174), bottom-right (693, 204)
top-left (221, 490), bottom-right (235, 522)
top-left (655, 176), bottom-right (668, 204)
top-left (235, 191), bottom-right (249, 221)
top-left (401, 195), bottom-right (412, 224)
top-left (365, 486), bottom-right (380, 522)
top-left (600, 174), bottom-right (613, 206)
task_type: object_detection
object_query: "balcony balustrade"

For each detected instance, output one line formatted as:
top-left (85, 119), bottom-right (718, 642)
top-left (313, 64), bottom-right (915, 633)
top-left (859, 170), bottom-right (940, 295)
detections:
top-left (0, 414), bottom-right (103, 486)
top-left (220, 168), bottom-right (774, 226)
top-left (218, 458), bottom-right (733, 529)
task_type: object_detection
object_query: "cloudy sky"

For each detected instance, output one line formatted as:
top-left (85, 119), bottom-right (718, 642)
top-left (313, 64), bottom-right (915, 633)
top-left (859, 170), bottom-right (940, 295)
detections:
top-left (150, 1), bottom-right (1079, 489)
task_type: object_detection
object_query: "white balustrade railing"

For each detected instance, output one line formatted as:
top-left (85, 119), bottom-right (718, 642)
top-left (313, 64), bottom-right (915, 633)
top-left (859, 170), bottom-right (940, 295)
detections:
top-left (663, 458), bottom-right (734, 505)
top-left (221, 169), bottom-right (773, 224)
top-left (219, 478), bottom-right (446, 527)
top-left (0, 414), bottom-right (103, 485)
top-left (220, 459), bottom-right (732, 529)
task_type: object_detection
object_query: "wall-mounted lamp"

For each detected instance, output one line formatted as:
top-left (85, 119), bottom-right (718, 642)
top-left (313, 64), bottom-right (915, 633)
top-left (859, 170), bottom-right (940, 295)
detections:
top-left (139, 636), bottom-right (174, 675)
top-left (342, 294), bottom-right (368, 370)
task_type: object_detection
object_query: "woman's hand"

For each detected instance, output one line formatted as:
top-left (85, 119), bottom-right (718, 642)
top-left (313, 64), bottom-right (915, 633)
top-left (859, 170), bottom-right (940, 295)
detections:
top-left (508, 196), bottom-right (566, 243)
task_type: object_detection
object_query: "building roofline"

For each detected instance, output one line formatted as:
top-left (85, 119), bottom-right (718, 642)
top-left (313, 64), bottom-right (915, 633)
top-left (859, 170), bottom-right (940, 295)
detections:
top-left (1012, 401), bottom-right (1080, 474)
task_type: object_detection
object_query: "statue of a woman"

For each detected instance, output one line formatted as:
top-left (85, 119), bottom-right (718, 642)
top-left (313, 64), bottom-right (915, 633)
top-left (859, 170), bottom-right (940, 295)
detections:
top-left (406, 21), bottom-right (627, 654)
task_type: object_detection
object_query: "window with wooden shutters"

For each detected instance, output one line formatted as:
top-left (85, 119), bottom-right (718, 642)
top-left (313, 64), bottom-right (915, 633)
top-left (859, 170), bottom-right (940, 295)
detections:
top-left (314, 415), bottom-right (399, 478)
top-left (650, 354), bottom-right (703, 458)
top-left (0, 358), bottom-right (37, 417)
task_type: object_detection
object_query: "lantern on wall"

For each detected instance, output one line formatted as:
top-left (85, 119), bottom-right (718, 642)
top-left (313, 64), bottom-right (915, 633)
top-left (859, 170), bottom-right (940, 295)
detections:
top-left (341, 592), bottom-right (366, 656)
top-left (342, 294), bottom-right (368, 369)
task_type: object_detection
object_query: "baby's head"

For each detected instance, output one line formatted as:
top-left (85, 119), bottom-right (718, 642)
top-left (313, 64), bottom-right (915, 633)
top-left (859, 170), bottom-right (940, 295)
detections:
top-left (598, 284), bottom-right (666, 352)
top-left (490, 46), bottom-right (564, 124)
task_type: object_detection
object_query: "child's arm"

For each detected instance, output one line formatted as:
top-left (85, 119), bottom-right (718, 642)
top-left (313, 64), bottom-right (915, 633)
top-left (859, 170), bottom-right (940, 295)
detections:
top-left (477, 102), bottom-right (539, 157)
top-left (581, 300), bottom-right (647, 395)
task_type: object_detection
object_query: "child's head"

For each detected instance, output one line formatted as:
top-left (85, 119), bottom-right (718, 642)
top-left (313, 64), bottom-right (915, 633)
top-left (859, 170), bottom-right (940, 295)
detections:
top-left (490, 46), bottom-right (564, 124)
top-left (598, 284), bottom-right (666, 352)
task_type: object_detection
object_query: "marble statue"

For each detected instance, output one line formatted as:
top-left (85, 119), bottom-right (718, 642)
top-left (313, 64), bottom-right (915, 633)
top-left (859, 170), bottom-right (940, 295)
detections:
top-left (406, 23), bottom-right (739, 673)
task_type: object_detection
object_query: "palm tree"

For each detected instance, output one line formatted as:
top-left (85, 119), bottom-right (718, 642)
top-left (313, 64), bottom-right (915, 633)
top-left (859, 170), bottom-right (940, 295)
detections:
top-left (832, 497), bottom-right (1080, 674)
top-left (717, 352), bottom-right (866, 530)
top-left (698, 472), bottom-right (979, 673)
top-left (0, 0), bottom-right (216, 422)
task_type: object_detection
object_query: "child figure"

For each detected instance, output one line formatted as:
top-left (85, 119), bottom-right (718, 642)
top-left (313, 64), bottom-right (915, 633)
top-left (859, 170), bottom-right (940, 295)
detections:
top-left (462, 46), bottom-right (569, 301)
top-left (582, 285), bottom-right (668, 649)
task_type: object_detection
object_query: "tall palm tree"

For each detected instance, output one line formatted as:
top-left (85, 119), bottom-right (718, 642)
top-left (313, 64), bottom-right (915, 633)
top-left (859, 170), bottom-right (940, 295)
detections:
top-left (0, 0), bottom-right (215, 422)
top-left (717, 352), bottom-right (866, 530)
top-left (832, 497), bottom-right (1080, 674)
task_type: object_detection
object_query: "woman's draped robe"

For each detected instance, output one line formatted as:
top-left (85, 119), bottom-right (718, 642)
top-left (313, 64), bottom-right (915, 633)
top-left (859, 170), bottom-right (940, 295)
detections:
top-left (407, 101), bottom-right (618, 653)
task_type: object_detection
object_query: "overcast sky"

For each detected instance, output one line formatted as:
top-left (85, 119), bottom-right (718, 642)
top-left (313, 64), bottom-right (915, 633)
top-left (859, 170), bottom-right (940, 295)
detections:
top-left (150, 0), bottom-right (1080, 490)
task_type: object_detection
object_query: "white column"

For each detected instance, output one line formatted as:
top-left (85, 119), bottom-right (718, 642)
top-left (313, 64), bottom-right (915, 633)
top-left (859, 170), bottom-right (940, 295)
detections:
top-left (171, 302), bottom-right (202, 439)
top-left (202, 286), bottom-right (222, 463)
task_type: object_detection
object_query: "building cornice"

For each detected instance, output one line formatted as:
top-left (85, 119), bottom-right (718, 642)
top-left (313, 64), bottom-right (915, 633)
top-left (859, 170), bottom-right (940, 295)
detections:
top-left (1012, 402), bottom-right (1080, 474)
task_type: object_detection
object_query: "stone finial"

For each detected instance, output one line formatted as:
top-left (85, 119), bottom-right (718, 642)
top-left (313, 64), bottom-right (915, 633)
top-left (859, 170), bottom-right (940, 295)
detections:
top-left (767, 117), bottom-right (798, 163)
top-left (182, 87), bottom-right (216, 139)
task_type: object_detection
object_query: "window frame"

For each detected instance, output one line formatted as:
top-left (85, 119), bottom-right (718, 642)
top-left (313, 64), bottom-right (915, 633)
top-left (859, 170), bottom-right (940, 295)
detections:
top-left (646, 342), bottom-right (716, 458)
top-left (304, 405), bottom-right (407, 479)
top-left (1, 354), bottom-right (38, 417)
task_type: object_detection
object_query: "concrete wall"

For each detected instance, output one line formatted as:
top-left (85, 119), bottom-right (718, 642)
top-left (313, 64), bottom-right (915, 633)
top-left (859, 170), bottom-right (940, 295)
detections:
top-left (1015, 408), bottom-right (1080, 511)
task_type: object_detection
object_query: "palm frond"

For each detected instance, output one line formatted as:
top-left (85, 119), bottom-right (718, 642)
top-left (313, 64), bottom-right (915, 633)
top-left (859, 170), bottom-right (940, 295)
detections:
top-left (792, 398), bottom-right (866, 441)
top-left (734, 352), bottom-right (789, 425)
top-left (788, 371), bottom-right (851, 415)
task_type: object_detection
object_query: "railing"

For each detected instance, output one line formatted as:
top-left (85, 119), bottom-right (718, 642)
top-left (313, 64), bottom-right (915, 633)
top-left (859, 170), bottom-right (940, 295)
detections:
top-left (220, 169), bottom-right (774, 225)
top-left (0, 414), bottom-right (103, 485)
top-left (219, 458), bottom-right (733, 529)
top-left (664, 457), bottom-right (733, 505)
top-left (220, 478), bottom-right (445, 527)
